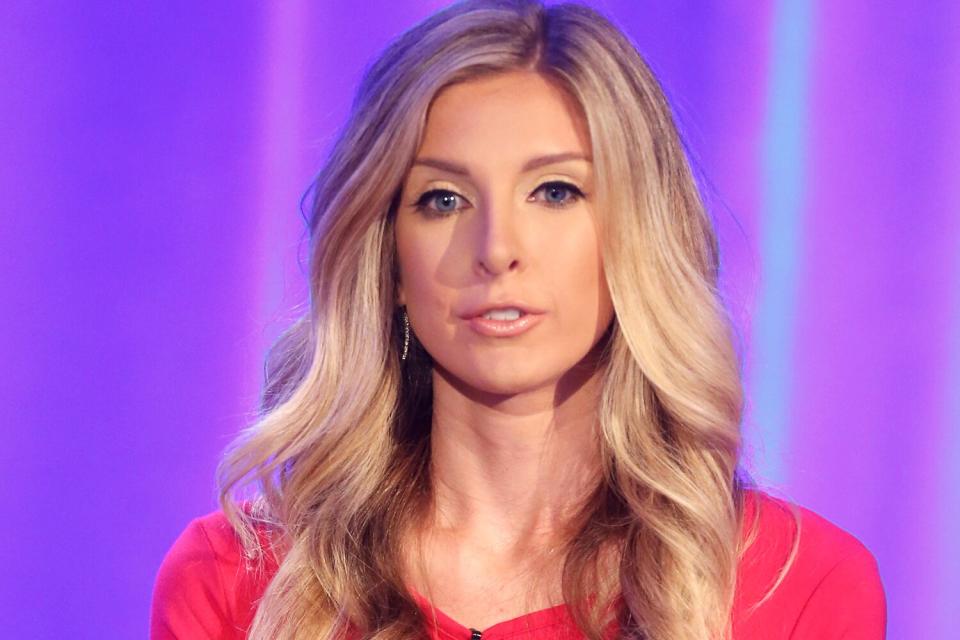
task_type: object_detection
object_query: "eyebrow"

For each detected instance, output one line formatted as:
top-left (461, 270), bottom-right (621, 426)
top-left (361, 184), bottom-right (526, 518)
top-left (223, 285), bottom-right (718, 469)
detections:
top-left (411, 152), bottom-right (591, 176)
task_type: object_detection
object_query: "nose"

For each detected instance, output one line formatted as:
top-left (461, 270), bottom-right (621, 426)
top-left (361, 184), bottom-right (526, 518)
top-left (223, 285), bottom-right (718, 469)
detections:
top-left (473, 198), bottom-right (523, 277)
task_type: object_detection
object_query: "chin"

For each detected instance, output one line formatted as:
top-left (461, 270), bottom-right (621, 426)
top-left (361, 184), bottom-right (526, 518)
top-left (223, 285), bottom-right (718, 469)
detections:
top-left (436, 358), bottom-right (559, 399)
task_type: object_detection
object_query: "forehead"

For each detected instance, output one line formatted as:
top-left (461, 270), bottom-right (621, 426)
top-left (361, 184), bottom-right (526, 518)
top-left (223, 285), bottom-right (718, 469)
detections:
top-left (416, 70), bottom-right (591, 164)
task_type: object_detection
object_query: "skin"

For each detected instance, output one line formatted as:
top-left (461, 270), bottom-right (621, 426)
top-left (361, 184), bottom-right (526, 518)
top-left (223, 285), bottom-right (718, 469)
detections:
top-left (394, 70), bottom-right (616, 629)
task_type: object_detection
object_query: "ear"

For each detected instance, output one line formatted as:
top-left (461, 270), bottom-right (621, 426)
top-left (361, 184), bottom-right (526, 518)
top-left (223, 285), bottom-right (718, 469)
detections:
top-left (396, 281), bottom-right (406, 306)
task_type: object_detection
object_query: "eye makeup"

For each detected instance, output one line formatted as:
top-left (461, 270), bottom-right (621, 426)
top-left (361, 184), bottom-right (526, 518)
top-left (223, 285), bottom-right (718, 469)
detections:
top-left (410, 180), bottom-right (587, 218)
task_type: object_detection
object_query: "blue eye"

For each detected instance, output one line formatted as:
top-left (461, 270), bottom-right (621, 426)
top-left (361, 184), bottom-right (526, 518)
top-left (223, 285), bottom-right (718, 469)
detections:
top-left (411, 181), bottom-right (585, 217)
top-left (533, 181), bottom-right (584, 208)
top-left (413, 189), bottom-right (464, 217)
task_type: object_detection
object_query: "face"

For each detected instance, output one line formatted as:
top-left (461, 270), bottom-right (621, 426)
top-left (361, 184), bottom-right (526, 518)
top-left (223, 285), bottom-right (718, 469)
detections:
top-left (395, 70), bottom-right (615, 398)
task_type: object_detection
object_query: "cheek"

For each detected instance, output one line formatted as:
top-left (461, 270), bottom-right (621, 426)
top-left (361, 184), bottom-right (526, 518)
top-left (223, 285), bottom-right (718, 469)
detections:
top-left (395, 223), bottom-right (450, 316)
top-left (542, 219), bottom-right (609, 317)
top-left (395, 223), bottom-right (429, 302)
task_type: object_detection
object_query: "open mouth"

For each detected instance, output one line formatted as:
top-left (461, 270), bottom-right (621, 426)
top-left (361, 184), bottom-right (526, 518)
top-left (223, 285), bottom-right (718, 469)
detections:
top-left (467, 309), bottom-right (543, 337)
top-left (480, 308), bottom-right (526, 321)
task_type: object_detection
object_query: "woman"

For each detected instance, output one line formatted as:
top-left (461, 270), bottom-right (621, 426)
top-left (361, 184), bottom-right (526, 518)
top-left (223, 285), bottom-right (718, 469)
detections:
top-left (151, 1), bottom-right (886, 638)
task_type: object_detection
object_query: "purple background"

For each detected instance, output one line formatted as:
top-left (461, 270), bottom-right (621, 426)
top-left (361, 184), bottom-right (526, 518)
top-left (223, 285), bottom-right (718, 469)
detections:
top-left (2, 1), bottom-right (957, 638)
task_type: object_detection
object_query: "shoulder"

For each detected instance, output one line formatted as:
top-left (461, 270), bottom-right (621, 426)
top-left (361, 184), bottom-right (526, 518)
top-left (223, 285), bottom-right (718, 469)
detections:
top-left (732, 489), bottom-right (886, 639)
top-left (150, 507), bottom-right (278, 640)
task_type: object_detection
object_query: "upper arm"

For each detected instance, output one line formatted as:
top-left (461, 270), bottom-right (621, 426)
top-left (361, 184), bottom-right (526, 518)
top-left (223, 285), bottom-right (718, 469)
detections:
top-left (150, 517), bottom-right (239, 640)
top-left (789, 543), bottom-right (887, 639)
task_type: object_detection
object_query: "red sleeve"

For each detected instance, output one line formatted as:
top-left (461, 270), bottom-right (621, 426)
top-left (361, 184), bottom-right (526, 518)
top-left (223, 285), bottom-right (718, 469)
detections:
top-left (788, 542), bottom-right (887, 639)
top-left (732, 491), bottom-right (888, 639)
top-left (150, 513), bottom-right (267, 640)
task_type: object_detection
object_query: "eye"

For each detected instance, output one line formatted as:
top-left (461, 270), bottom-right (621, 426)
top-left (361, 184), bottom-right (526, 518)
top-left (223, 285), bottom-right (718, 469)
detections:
top-left (411, 189), bottom-right (467, 217)
top-left (530, 181), bottom-right (585, 209)
top-left (411, 181), bottom-right (585, 217)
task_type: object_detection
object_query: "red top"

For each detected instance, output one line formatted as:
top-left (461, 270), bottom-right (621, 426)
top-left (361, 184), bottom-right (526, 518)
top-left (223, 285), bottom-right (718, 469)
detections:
top-left (150, 489), bottom-right (886, 639)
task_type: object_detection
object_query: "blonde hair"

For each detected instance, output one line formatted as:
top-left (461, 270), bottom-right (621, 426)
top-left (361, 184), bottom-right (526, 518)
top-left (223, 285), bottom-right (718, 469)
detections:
top-left (216, 1), bottom-right (797, 638)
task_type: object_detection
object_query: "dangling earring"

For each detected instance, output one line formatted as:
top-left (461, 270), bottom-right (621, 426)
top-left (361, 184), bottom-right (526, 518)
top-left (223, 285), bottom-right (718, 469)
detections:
top-left (401, 307), bottom-right (410, 362)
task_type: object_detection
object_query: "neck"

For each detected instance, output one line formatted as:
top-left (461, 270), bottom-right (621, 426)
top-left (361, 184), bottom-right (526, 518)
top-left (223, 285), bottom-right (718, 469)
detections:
top-left (422, 357), bottom-right (605, 554)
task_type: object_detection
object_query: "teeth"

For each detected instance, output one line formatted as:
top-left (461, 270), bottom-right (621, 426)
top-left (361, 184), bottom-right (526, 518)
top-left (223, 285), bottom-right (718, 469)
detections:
top-left (483, 308), bottom-right (523, 321)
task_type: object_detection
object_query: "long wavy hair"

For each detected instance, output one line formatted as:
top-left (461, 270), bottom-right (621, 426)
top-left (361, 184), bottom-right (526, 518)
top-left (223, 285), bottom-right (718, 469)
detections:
top-left (217, 1), bottom-right (796, 638)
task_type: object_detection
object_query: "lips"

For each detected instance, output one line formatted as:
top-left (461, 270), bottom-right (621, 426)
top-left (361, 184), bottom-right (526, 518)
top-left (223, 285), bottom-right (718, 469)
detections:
top-left (456, 300), bottom-right (547, 338)
top-left (466, 311), bottom-right (545, 338)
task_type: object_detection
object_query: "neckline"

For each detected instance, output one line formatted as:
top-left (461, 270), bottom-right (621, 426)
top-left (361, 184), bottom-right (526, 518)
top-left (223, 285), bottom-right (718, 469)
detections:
top-left (407, 585), bottom-right (575, 638)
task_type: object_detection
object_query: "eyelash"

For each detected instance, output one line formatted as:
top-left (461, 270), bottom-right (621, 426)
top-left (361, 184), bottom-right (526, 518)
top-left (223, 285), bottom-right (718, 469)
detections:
top-left (411, 181), bottom-right (586, 217)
